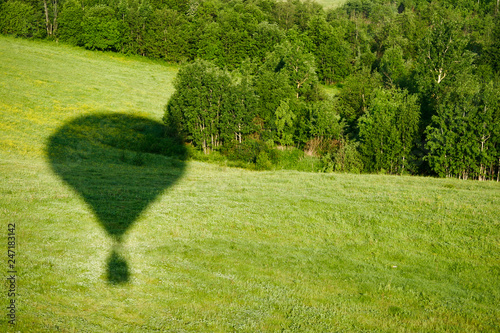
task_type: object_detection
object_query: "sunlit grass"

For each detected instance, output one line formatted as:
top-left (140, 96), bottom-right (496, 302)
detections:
top-left (0, 36), bottom-right (177, 158)
top-left (0, 36), bottom-right (499, 332)
top-left (314, 0), bottom-right (348, 9)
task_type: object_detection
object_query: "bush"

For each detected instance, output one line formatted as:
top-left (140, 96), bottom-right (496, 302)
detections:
top-left (225, 139), bottom-right (277, 164)
top-left (333, 139), bottom-right (363, 173)
top-left (276, 147), bottom-right (305, 169)
top-left (57, 0), bottom-right (84, 45)
top-left (0, 1), bottom-right (36, 37)
top-left (320, 138), bottom-right (364, 173)
top-left (81, 5), bottom-right (123, 51)
top-left (256, 151), bottom-right (272, 170)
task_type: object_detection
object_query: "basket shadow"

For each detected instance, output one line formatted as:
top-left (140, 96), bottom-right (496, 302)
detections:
top-left (46, 113), bottom-right (187, 284)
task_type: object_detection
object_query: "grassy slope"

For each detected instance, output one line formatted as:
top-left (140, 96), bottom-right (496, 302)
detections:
top-left (1, 36), bottom-right (499, 332)
top-left (314, 0), bottom-right (348, 9)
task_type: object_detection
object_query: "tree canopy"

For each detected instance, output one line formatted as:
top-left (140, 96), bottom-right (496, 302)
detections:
top-left (3, 0), bottom-right (499, 179)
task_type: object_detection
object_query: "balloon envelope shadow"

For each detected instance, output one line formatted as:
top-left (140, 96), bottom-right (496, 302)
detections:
top-left (46, 113), bottom-right (186, 284)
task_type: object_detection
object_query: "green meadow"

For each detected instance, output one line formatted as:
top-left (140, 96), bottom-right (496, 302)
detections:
top-left (313, 0), bottom-right (348, 9)
top-left (1, 36), bottom-right (499, 332)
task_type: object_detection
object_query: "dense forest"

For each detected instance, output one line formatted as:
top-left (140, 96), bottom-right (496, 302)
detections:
top-left (1, 0), bottom-right (499, 180)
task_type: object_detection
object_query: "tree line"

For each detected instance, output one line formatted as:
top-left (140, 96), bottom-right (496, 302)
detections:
top-left (1, 0), bottom-right (499, 180)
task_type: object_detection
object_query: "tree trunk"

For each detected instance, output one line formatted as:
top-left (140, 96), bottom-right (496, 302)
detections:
top-left (497, 158), bottom-right (500, 182)
top-left (43, 0), bottom-right (52, 36)
top-left (52, 0), bottom-right (58, 36)
top-left (401, 155), bottom-right (405, 175)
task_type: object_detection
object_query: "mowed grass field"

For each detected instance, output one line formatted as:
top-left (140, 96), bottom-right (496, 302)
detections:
top-left (1, 36), bottom-right (499, 332)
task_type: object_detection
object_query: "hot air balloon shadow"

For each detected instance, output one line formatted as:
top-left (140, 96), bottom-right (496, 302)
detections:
top-left (46, 113), bottom-right (186, 284)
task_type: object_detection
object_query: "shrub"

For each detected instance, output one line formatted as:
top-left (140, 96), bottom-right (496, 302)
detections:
top-left (81, 5), bottom-right (123, 51)
top-left (0, 1), bottom-right (36, 37)
top-left (57, 0), bottom-right (84, 45)
top-left (226, 139), bottom-right (276, 164)
top-left (256, 151), bottom-right (272, 170)
top-left (276, 147), bottom-right (305, 170)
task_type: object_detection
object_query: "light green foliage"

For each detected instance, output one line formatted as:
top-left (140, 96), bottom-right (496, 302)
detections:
top-left (306, 99), bottom-right (343, 140)
top-left (211, 7), bottom-right (256, 68)
top-left (380, 45), bottom-right (408, 87)
top-left (252, 21), bottom-right (286, 61)
top-left (255, 150), bottom-right (272, 170)
top-left (268, 40), bottom-right (319, 99)
top-left (332, 137), bottom-right (363, 173)
top-left (275, 99), bottom-right (296, 146)
top-left (253, 66), bottom-right (296, 133)
top-left (483, 15), bottom-right (500, 73)
top-left (0, 0), bottom-right (36, 37)
top-left (165, 59), bottom-right (259, 153)
top-left (251, 39), bottom-right (321, 143)
top-left (1, 36), bottom-right (500, 332)
top-left (414, 7), bottom-right (474, 123)
top-left (417, 15), bottom-right (472, 86)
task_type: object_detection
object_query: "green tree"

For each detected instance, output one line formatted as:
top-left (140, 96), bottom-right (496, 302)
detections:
top-left (253, 65), bottom-right (295, 139)
top-left (425, 74), bottom-right (500, 180)
top-left (216, 8), bottom-right (256, 69)
top-left (41, 0), bottom-right (60, 38)
top-left (252, 21), bottom-right (285, 62)
top-left (0, 0), bottom-right (36, 37)
top-left (359, 88), bottom-right (420, 174)
top-left (264, 41), bottom-right (319, 100)
top-left (164, 59), bottom-right (231, 154)
top-left (120, 0), bottom-right (152, 56)
top-left (306, 99), bottom-right (343, 141)
top-left (486, 16), bottom-right (500, 73)
top-left (475, 79), bottom-right (500, 180)
top-left (272, 0), bottom-right (296, 30)
top-left (379, 45), bottom-right (408, 87)
top-left (57, 0), bottom-right (84, 45)
top-left (220, 76), bottom-right (257, 144)
top-left (196, 21), bottom-right (223, 63)
top-left (81, 5), bottom-right (124, 51)
top-left (307, 16), bottom-right (352, 84)
top-left (337, 69), bottom-right (382, 135)
top-left (332, 138), bottom-right (364, 173)
top-left (144, 7), bottom-right (189, 61)
top-left (414, 9), bottom-right (474, 125)
top-left (275, 99), bottom-right (295, 146)
top-left (342, 4), bottom-right (376, 71)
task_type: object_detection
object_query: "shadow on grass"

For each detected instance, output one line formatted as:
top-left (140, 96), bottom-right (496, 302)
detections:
top-left (46, 113), bottom-right (186, 285)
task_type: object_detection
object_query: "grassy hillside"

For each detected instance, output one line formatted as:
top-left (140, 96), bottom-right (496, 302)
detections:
top-left (1, 36), bottom-right (499, 332)
top-left (314, 0), bottom-right (348, 9)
